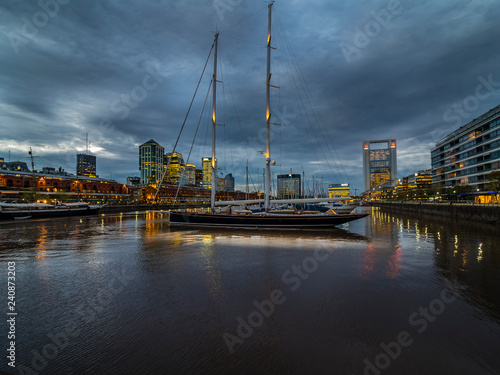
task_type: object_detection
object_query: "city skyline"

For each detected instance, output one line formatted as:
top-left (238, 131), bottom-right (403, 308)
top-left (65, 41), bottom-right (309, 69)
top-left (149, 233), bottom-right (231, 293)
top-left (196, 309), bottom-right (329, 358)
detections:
top-left (1, 1), bottom-right (500, 193)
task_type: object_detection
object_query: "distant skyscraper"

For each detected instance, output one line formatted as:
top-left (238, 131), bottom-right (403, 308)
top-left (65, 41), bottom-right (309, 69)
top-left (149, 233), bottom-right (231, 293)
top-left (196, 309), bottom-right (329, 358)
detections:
top-left (277, 174), bottom-right (301, 199)
top-left (202, 157), bottom-right (213, 189)
top-left (362, 139), bottom-right (397, 192)
top-left (224, 173), bottom-right (235, 192)
top-left (185, 164), bottom-right (196, 185)
top-left (139, 139), bottom-right (164, 184)
top-left (195, 168), bottom-right (203, 187)
top-left (164, 152), bottom-right (185, 185)
top-left (76, 153), bottom-right (96, 177)
top-left (217, 176), bottom-right (225, 191)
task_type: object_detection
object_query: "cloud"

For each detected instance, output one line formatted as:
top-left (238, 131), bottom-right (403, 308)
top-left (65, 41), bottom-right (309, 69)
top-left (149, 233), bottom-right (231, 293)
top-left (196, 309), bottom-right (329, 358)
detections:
top-left (1, 0), bottom-right (500, 192)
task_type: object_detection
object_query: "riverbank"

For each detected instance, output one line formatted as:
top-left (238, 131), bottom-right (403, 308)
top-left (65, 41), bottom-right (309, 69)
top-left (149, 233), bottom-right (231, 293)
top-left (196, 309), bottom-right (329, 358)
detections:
top-left (371, 201), bottom-right (500, 224)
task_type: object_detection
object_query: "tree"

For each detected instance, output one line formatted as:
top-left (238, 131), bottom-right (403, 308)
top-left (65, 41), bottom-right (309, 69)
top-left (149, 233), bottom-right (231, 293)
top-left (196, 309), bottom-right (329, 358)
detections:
top-left (486, 171), bottom-right (500, 192)
top-left (487, 171), bottom-right (500, 203)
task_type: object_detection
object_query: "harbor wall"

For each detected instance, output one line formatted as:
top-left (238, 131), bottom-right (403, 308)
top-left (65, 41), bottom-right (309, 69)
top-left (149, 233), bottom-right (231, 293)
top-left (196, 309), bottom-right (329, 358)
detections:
top-left (371, 201), bottom-right (500, 225)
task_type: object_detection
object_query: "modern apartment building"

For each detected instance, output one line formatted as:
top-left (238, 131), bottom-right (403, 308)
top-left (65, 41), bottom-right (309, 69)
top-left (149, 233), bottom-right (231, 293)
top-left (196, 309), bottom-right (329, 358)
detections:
top-left (431, 105), bottom-right (500, 190)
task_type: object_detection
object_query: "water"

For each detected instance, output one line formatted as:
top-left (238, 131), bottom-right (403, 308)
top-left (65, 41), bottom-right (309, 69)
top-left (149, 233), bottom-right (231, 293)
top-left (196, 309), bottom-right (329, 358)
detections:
top-left (1, 208), bottom-right (499, 375)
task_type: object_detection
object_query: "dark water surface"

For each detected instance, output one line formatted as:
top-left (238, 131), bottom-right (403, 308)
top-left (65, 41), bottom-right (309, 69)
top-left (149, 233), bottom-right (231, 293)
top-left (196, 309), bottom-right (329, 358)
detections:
top-left (1, 208), bottom-right (499, 374)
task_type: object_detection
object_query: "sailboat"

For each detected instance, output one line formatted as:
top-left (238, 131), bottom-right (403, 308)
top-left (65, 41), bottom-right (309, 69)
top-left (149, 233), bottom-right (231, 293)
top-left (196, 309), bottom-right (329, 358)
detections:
top-left (168, 2), bottom-right (369, 228)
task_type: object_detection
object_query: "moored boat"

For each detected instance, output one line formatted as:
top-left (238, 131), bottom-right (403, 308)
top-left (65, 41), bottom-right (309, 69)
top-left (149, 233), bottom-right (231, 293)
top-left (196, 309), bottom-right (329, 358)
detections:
top-left (0, 202), bottom-right (101, 220)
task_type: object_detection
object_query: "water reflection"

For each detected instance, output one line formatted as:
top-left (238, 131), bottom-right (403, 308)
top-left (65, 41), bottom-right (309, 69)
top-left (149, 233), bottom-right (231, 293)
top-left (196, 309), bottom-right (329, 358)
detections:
top-left (1, 209), bottom-right (499, 374)
top-left (375, 206), bottom-right (500, 322)
top-left (360, 208), bottom-right (404, 279)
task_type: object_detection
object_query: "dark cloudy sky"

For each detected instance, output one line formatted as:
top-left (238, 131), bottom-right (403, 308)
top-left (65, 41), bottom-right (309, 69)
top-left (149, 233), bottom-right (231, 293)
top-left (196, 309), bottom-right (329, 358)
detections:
top-left (1, 0), bottom-right (500, 193)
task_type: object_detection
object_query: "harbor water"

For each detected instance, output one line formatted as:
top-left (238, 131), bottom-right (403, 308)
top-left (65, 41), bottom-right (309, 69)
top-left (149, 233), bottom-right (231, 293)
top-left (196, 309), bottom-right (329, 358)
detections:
top-left (1, 207), bottom-right (499, 374)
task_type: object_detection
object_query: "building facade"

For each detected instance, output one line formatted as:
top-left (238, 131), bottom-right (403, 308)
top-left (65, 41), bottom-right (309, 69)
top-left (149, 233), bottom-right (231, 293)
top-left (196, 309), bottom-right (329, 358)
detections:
top-left (0, 161), bottom-right (30, 172)
top-left (195, 168), bottom-right (203, 187)
top-left (217, 176), bottom-right (225, 192)
top-left (431, 105), bottom-right (500, 190)
top-left (395, 170), bottom-right (432, 198)
top-left (277, 174), bottom-right (301, 199)
top-left (185, 164), bottom-right (196, 186)
top-left (126, 176), bottom-right (141, 186)
top-left (202, 157), bottom-right (213, 190)
top-left (139, 139), bottom-right (164, 185)
top-left (77, 153), bottom-right (97, 178)
top-left (362, 139), bottom-right (397, 192)
top-left (329, 183), bottom-right (350, 198)
top-left (0, 169), bottom-right (129, 203)
top-left (164, 152), bottom-right (185, 185)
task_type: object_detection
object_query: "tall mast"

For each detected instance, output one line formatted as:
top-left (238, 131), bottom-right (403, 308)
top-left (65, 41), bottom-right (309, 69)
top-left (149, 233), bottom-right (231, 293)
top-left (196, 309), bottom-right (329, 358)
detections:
top-left (246, 159), bottom-right (249, 200)
top-left (211, 32), bottom-right (219, 213)
top-left (302, 167), bottom-right (305, 199)
top-left (29, 148), bottom-right (36, 202)
top-left (264, 1), bottom-right (273, 211)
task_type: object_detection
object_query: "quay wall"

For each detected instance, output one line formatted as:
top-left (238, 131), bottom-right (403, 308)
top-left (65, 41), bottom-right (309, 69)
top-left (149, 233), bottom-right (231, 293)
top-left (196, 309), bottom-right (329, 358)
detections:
top-left (371, 201), bottom-right (500, 225)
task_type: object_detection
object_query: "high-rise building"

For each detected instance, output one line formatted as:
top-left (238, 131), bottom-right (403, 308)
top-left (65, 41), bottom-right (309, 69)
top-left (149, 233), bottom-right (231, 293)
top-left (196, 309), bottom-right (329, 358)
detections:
top-left (362, 139), bottom-right (397, 192)
top-left (185, 164), bottom-right (196, 185)
top-left (164, 152), bottom-right (185, 185)
top-left (224, 173), bottom-right (235, 192)
top-left (217, 176), bottom-right (225, 191)
top-left (195, 168), bottom-right (203, 187)
top-left (329, 183), bottom-right (350, 198)
top-left (202, 157), bottom-right (213, 190)
top-left (76, 153), bottom-right (97, 178)
top-left (277, 174), bottom-right (301, 199)
top-left (139, 139), bottom-right (164, 184)
top-left (431, 105), bottom-right (500, 190)
top-left (0, 158), bottom-right (4, 163)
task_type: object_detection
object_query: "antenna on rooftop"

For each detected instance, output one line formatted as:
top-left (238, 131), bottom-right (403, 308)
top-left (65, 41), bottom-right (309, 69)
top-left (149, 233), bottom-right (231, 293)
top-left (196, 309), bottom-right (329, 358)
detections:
top-left (86, 132), bottom-right (89, 154)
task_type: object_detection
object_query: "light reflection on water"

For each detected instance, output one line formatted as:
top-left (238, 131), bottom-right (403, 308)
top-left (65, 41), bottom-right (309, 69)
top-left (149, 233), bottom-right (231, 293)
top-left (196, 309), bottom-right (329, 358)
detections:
top-left (0, 208), bottom-right (499, 375)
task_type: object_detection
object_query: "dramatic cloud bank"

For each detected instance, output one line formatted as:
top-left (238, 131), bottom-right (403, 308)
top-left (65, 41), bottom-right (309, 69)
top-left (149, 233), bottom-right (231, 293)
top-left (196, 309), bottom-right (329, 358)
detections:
top-left (1, 0), bottom-right (500, 192)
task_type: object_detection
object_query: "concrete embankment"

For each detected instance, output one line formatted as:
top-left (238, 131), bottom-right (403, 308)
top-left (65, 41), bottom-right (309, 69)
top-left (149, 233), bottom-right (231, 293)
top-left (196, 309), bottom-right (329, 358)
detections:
top-left (100, 204), bottom-right (207, 214)
top-left (371, 201), bottom-right (500, 225)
